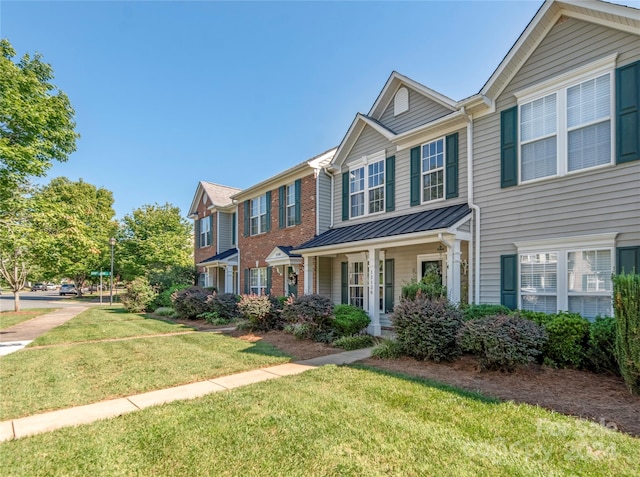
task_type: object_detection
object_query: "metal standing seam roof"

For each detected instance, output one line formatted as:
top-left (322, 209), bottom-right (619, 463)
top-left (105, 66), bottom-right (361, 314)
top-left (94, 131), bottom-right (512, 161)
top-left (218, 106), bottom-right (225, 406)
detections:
top-left (295, 204), bottom-right (471, 251)
top-left (200, 248), bottom-right (238, 264)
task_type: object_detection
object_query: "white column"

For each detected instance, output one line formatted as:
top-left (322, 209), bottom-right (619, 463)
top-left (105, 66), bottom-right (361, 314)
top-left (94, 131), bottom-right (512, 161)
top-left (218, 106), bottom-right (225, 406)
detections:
top-left (447, 240), bottom-right (462, 304)
top-left (225, 265), bottom-right (234, 294)
top-left (367, 248), bottom-right (381, 336)
top-left (303, 256), bottom-right (312, 295)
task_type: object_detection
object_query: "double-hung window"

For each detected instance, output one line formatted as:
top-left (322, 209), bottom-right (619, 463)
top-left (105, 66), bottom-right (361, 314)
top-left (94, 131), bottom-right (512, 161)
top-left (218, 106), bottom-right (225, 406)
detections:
top-left (250, 195), bottom-right (267, 235)
top-left (199, 217), bottom-right (211, 247)
top-left (349, 151), bottom-right (385, 218)
top-left (286, 184), bottom-right (296, 227)
top-left (421, 138), bottom-right (444, 202)
top-left (250, 268), bottom-right (267, 295)
top-left (517, 57), bottom-right (614, 183)
top-left (348, 261), bottom-right (364, 308)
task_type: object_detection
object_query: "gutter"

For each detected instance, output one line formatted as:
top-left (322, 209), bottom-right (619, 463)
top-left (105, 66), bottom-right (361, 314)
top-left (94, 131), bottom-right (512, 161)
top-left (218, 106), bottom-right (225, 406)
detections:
top-left (461, 106), bottom-right (481, 305)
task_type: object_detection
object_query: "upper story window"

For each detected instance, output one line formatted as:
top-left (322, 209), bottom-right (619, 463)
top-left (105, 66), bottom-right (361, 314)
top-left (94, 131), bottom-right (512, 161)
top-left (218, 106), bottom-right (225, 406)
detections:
top-left (199, 216), bottom-right (211, 247)
top-left (251, 195), bottom-right (267, 235)
top-left (286, 183), bottom-right (296, 227)
top-left (518, 70), bottom-right (613, 183)
top-left (349, 151), bottom-right (385, 218)
top-left (421, 138), bottom-right (444, 202)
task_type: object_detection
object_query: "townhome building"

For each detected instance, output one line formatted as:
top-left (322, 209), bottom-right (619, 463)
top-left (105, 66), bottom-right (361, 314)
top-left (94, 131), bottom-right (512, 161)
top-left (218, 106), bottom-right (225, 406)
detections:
top-left (293, 0), bottom-right (639, 335)
top-left (188, 181), bottom-right (242, 293)
top-left (234, 148), bottom-right (336, 297)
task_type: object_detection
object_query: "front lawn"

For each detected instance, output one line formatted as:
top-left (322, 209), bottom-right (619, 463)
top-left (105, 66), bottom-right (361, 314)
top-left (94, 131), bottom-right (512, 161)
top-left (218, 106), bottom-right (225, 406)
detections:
top-left (0, 309), bottom-right (56, 330)
top-left (1, 365), bottom-right (638, 476)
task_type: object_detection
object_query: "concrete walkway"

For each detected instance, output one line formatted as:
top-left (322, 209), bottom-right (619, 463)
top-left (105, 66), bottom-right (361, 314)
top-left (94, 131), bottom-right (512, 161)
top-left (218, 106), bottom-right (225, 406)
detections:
top-left (0, 347), bottom-right (373, 442)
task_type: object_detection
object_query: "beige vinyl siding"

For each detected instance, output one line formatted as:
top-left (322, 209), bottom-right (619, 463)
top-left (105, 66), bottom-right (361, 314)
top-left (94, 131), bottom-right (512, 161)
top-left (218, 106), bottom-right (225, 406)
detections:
top-left (317, 257), bottom-right (332, 297)
top-left (379, 88), bottom-right (454, 134)
top-left (474, 17), bottom-right (640, 305)
top-left (317, 172), bottom-right (332, 234)
top-left (218, 212), bottom-right (233, 252)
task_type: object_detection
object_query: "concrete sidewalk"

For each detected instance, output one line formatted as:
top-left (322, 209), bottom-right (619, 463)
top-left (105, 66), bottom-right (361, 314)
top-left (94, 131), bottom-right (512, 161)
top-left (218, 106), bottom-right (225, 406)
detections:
top-left (0, 347), bottom-right (373, 442)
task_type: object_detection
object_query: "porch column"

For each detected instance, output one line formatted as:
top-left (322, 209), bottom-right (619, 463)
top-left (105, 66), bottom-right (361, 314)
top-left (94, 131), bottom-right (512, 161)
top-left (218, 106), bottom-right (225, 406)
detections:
top-left (224, 265), bottom-right (234, 294)
top-left (303, 256), bottom-right (312, 295)
top-left (447, 239), bottom-right (462, 304)
top-left (367, 248), bottom-right (381, 336)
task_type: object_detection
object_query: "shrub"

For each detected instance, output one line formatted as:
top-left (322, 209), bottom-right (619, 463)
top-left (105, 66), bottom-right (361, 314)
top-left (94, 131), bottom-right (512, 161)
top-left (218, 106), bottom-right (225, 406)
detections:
top-left (517, 310), bottom-right (555, 327)
top-left (614, 273), bottom-right (640, 394)
top-left (371, 339), bottom-right (404, 359)
top-left (238, 294), bottom-right (280, 331)
top-left (120, 277), bottom-right (157, 313)
top-left (152, 283), bottom-right (191, 310)
top-left (205, 293), bottom-right (240, 320)
top-left (540, 312), bottom-right (589, 368)
top-left (457, 315), bottom-right (547, 371)
top-left (401, 265), bottom-right (447, 300)
top-left (462, 304), bottom-right (511, 321)
top-left (153, 307), bottom-right (176, 317)
top-left (392, 294), bottom-right (463, 362)
top-left (333, 304), bottom-right (371, 337)
top-left (282, 294), bottom-right (334, 332)
top-left (171, 286), bottom-right (213, 319)
top-left (284, 323), bottom-right (314, 340)
top-left (197, 311), bottom-right (232, 326)
top-left (333, 334), bottom-right (374, 351)
top-left (584, 316), bottom-right (619, 375)
top-left (147, 265), bottom-right (197, 293)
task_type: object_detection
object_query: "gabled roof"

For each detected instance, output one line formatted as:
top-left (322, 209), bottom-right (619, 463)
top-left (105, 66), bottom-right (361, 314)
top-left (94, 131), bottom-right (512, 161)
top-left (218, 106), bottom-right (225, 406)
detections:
top-left (479, 0), bottom-right (640, 101)
top-left (197, 247), bottom-right (238, 267)
top-left (331, 114), bottom-right (397, 167)
top-left (188, 181), bottom-right (241, 217)
top-left (265, 246), bottom-right (303, 268)
top-left (295, 204), bottom-right (471, 252)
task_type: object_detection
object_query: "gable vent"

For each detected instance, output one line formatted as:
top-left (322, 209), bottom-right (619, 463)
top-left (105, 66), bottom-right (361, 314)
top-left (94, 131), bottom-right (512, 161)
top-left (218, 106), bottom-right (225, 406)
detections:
top-left (394, 87), bottom-right (409, 116)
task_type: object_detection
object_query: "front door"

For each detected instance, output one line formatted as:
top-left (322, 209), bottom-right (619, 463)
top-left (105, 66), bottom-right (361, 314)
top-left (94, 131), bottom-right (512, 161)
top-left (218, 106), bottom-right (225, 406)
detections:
top-left (287, 266), bottom-right (298, 297)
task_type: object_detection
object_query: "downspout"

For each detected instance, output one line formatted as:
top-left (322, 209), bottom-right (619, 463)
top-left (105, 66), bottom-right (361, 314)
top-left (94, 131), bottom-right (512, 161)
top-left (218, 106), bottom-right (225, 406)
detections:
top-left (461, 106), bottom-right (481, 304)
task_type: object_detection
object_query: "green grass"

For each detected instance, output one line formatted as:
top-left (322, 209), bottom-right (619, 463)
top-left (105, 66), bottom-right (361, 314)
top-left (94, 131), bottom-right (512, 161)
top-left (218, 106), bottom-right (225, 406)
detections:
top-left (29, 306), bottom-right (194, 345)
top-left (1, 366), bottom-right (638, 476)
top-left (0, 309), bottom-right (56, 330)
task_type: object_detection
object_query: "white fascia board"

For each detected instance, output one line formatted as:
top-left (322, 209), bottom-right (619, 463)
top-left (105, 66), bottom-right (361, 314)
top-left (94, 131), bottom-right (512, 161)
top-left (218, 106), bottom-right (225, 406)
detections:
top-left (393, 111), bottom-right (465, 151)
top-left (308, 147), bottom-right (338, 170)
top-left (332, 114), bottom-right (396, 167)
top-left (188, 183), bottom-right (206, 217)
top-left (231, 162), bottom-right (310, 201)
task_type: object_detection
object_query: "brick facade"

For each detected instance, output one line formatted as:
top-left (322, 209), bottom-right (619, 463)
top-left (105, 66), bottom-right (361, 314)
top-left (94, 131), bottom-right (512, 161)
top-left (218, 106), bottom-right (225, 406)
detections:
top-left (193, 196), bottom-right (217, 273)
top-left (238, 173), bottom-right (317, 296)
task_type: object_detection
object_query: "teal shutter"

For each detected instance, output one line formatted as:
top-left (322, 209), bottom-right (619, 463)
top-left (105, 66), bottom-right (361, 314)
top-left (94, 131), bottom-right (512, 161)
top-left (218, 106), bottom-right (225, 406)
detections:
top-left (342, 172), bottom-right (349, 221)
top-left (195, 219), bottom-right (200, 248)
top-left (278, 186), bottom-right (285, 229)
top-left (294, 179), bottom-right (302, 225)
top-left (244, 269), bottom-right (250, 294)
top-left (231, 212), bottom-right (236, 245)
top-left (265, 191), bottom-right (272, 232)
top-left (410, 146), bottom-right (421, 206)
top-left (445, 133), bottom-right (459, 199)
top-left (616, 60), bottom-right (640, 164)
top-left (500, 254), bottom-right (518, 310)
top-left (385, 156), bottom-right (395, 212)
top-left (266, 266), bottom-right (272, 295)
top-left (501, 106), bottom-right (518, 188)
top-left (243, 201), bottom-right (250, 237)
top-left (617, 246), bottom-right (640, 274)
top-left (341, 262), bottom-right (348, 304)
top-left (208, 215), bottom-right (213, 246)
top-left (384, 258), bottom-right (394, 313)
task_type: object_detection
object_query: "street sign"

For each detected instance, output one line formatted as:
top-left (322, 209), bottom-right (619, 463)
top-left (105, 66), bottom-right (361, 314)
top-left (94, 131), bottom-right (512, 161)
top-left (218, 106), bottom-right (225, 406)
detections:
top-left (90, 271), bottom-right (110, 276)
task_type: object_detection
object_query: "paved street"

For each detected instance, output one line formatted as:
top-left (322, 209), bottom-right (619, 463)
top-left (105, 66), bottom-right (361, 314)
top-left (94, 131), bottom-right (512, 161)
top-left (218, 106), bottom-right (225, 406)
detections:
top-left (0, 290), bottom-right (81, 312)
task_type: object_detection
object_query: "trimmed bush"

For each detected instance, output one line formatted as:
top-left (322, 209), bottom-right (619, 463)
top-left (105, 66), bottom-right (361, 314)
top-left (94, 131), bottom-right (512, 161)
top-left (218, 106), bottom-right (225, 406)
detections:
top-left (238, 294), bottom-right (280, 331)
top-left (457, 315), bottom-right (547, 371)
top-left (152, 283), bottom-right (191, 310)
top-left (171, 286), bottom-right (212, 319)
top-left (584, 316), bottom-right (619, 375)
top-left (282, 294), bottom-right (334, 332)
top-left (120, 277), bottom-right (157, 313)
top-left (333, 334), bottom-right (374, 351)
top-left (462, 304), bottom-right (511, 321)
top-left (540, 313), bottom-right (590, 368)
top-left (614, 273), bottom-right (640, 394)
top-left (371, 339), bottom-right (404, 360)
top-left (333, 304), bottom-right (371, 337)
top-left (392, 294), bottom-right (463, 362)
top-left (197, 311), bottom-right (232, 326)
top-left (206, 293), bottom-right (240, 320)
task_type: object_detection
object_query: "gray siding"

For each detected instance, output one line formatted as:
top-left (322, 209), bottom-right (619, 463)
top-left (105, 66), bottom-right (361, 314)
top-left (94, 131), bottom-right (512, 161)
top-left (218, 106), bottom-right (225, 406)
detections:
top-left (218, 212), bottom-right (233, 252)
top-left (474, 17), bottom-right (640, 305)
top-left (317, 171), bottom-right (332, 234)
top-left (317, 257), bottom-right (332, 297)
top-left (379, 88), bottom-right (453, 134)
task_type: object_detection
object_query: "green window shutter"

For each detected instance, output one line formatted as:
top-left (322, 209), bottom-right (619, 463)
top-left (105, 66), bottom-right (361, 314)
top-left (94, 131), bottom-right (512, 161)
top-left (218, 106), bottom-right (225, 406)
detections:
top-left (616, 60), bottom-right (640, 164)
top-left (445, 133), bottom-right (459, 199)
top-left (341, 262), bottom-right (348, 304)
top-left (410, 146), bottom-right (421, 206)
top-left (244, 269), bottom-right (250, 294)
top-left (342, 172), bottom-right (349, 221)
top-left (243, 201), bottom-right (250, 237)
top-left (265, 191), bottom-right (272, 232)
top-left (500, 254), bottom-right (518, 310)
top-left (195, 219), bottom-right (200, 249)
top-left (278, 186), bottom-right (285, 229)
top-left (385, 156), bottom-right (395, 212)
top-left (266, 266), bottom-right (273, 295)
top-left (501, 106), bottom-right (518, 188)
top-left (231, 212), bottom-right (236, 245)
top-left (384, 258), bottom-right (394, 313)
top-left (294, 179), bottom-right (302, 225)
top-left (617, 246), bottom-right (640, 274)
top-left (208, 215), bottom-right (213, 246)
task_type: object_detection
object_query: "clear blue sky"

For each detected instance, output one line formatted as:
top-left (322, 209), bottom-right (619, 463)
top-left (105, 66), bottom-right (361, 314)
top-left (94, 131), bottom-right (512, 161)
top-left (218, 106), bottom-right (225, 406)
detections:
top-left (1, 0), bottom-right (636, 219)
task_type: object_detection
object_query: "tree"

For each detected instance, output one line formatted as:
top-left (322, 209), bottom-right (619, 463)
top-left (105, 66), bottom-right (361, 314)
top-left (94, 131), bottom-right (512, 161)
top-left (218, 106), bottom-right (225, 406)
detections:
top-left (30, 177), bottom-right (117, 296)
top-left (0, 39), bottom-right (79, 200)
top-left (117, 203), bottom-right (193, 283)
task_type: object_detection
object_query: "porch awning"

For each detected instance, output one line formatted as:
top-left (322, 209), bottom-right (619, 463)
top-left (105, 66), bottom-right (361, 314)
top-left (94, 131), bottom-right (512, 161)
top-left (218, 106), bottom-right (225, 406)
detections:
top-left (196, 247), bottom-right (238, 267)
top-left (295, 204), bottom-right (471, 251)
top-left (265, 246), bottom-right (303, 268)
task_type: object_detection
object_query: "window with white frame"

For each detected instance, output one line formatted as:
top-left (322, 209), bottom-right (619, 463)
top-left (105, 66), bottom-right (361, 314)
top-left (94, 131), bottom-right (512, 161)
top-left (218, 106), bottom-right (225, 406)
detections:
top-left (517, 235), bottom-right (615, 318)
top-left (198, 272), bottom-right (209, 288)
top-left (250, 195), bottom-right (267, 235)
top-left (349, 261), bottom-right (364, 308)
top-left (349, 151), bottom-right (385, 218)
top-left (421, 138), bottom-right (444, 202)
top-left (286, 183), bottom-right (296, 227)
top-left (250, 268), bottom-right (267, 295)
top-left (199, 217), bottom-right (211, 247)
top-left (518, 64), bottom-right (613, 183)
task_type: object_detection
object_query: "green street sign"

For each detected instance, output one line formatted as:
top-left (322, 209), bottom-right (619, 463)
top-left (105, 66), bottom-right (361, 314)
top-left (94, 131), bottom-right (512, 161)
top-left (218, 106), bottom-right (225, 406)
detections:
top-left (90, 271), bottom-right (110, 276)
